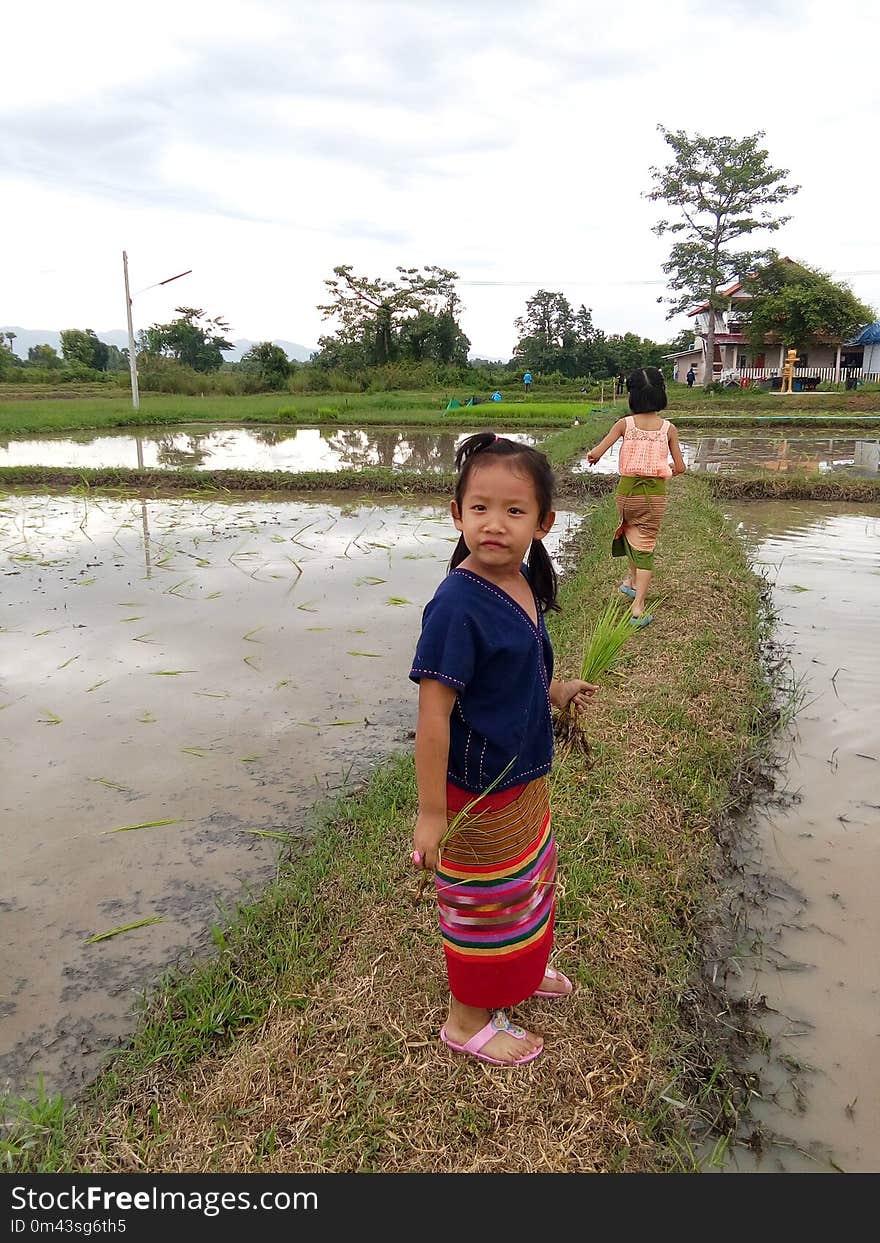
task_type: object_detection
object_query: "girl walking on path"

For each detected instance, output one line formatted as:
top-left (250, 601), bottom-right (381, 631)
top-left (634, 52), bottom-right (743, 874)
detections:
top-left (409, 433), bottom-right (596, 1066)
top-left (586, 367), bottom-right (686, 628)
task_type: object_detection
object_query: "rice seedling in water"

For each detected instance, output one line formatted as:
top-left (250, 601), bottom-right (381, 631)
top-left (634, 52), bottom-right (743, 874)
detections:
top-left (242, 627), bottom-right (264, 642)
top-left (355, 575), bottom-right (386, 586)
top-left (150, 669), bottom-right (196, 676)
top-left (57, 655), bottom-right (79, 669)
top-left (87, 679), bottom-right (109, 692)
top-left (89, 777), bottom-right (131, 793)
top-left (180, 746), bottom-right (210, 758)
top-left (84, 916), bottom-right (165, 944)
top-left (385, 596), bottom-right (411, 606)
top-left (296, 600), bottom-right (319, 613)
top-left (347, 650), bottom-right (381, 658)
top-left (38, 709), bottom-right (62, 725)
top-left (101, 818), bottom-right (183, 834)
top-left (241, 829), bottom-right (297, 843)
top-left (243, 654), bottom-right (261, 670)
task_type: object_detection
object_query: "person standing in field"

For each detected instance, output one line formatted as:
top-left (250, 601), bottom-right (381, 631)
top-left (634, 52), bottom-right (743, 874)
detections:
top-left (523, 370), bottom-right (532, 395)
top-left (409, 433), bottom-right (596, 1066)
top-left (586, 367), bottom-right (686, 628)
top-left (686, 365), bottom-right (696, 388)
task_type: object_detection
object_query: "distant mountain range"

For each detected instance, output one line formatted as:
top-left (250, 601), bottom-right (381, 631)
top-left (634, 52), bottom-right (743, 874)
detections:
top-left (1, 327), bottom-right (315, 363)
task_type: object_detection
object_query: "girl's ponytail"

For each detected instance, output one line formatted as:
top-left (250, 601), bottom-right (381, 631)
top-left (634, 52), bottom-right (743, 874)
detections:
top-left (527, 538), bottom-right (560, 614)
top-left (449, 534), bottom-right (469, 570)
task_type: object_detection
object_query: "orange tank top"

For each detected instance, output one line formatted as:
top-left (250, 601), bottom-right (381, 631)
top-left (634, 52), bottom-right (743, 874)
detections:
top-left (618, 416), bottom-right (672, 479)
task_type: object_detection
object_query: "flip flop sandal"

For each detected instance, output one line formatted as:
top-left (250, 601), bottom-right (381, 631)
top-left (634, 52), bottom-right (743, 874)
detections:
top-left (440, 1010), bottom-right (543, 1066)
top-left (629, 614), bottom-right (653, 629)
top-left (532, 965), bottom-right (573, 1000)
top-left (618, 584), bottom-right (636, 599)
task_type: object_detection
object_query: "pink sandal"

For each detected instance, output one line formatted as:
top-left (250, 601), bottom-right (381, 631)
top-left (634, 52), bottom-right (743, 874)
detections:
top-left (440, 1010), bottom-right (543, 1066)
top-left (532, 966), bottom-right (573, 1000)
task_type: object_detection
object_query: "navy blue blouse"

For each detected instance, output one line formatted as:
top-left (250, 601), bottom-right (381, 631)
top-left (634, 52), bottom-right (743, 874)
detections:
top-left (409, 566), bottom-right (555, 793)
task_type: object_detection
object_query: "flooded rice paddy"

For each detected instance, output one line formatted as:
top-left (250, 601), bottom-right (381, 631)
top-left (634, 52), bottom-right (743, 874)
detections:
top-left (0, 426), bottom-right (537, 473)
top-left (0, 490), bottom-right (580, 1098)
top-left (575, 433), bottom-right (880, 476)
top-left (722, 500), bottom-right (880, 1172)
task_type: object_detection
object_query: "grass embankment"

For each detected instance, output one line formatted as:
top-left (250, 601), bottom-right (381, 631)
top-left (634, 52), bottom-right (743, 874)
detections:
top-left (3, 479), bottom-right (770, 1173)
top-left (3, 384), bottom-right (880, 438)
top-left (0, 393), bottom-right (616, 436)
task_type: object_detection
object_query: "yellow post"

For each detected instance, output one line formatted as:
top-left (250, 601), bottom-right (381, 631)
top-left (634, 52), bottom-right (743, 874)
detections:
top-left (781, 348), bottom-right (798, 394)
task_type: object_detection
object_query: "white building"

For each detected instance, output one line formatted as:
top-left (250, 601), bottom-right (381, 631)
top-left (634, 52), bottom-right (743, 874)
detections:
top-left (665, 262), bottom-right (875, 386)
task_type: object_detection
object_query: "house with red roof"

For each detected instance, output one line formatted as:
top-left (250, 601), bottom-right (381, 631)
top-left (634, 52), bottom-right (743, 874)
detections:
top-left (665, 260), bottom-right (876, 386)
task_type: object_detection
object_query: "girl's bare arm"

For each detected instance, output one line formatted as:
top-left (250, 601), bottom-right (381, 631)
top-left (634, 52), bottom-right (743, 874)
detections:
top-left (586, 418), bottom-right (626, 465)
top-left (413, 678), bottom-right (457, 869)
top-left (668, 425), bottom-right (687, 475)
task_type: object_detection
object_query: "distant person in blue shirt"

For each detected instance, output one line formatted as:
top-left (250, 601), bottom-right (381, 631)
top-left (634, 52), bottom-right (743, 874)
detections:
top-left (523, 371), bottom-right (532, 394)
top-left (492, 390), bottom-right (502, 402)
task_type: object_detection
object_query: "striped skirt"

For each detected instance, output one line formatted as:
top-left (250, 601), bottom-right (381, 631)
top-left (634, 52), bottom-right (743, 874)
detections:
top-left (613, 476), bottom-right (667, 569)
top-left (435, 776), bottom-right (556, 1009)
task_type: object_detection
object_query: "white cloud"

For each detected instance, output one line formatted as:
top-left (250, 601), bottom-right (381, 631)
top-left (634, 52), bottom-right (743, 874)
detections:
top-left (3, 0), bottom-right (878, 359)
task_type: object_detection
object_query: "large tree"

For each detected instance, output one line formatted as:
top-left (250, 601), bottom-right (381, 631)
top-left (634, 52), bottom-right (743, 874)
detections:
top-left (742, 258), bottom-right (874, 350)
top-left (60, 328), bottom-right (110, 371)
top-left (239, 341), bottom-right (292, 390)
top-left (647, 126), bottom-right (799, 383)
top-left (317, 264), bottom-right (466, 367)
top-left (28, 344), bottom-right (62, 368)
top-left (140, 307), bottom-right (233, 372)
top-left (513, 290), bottom-right (581, 375)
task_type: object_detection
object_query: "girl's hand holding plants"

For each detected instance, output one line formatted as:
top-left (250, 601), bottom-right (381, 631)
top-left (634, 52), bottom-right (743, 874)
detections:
top-left (551, 679), bottom-right (597, 713)
top-left (412, 813), bottom-right (446, 872)
top-left (586, 448), bottom-right (601, 465)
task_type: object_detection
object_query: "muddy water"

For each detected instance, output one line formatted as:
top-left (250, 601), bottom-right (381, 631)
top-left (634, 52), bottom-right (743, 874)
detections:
top-left (0, 491), bottom-right (581, 1099)
top-left (0, 426), bottom-right (537, 473)
top-left (720, 501), bottom-right (880, 1172)
top-left (575, 433), bottom-right (880, 476)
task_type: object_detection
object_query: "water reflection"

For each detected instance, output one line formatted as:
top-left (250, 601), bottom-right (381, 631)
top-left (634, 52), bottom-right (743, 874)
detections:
top-left (575, 435), bottom-right (880, 476)
top-left (718, 501), bottom-right (880, 1172)
top-left (0, 490), bottom-right (582, 1098)
top-left (0, 426), bottom-right (538, 473)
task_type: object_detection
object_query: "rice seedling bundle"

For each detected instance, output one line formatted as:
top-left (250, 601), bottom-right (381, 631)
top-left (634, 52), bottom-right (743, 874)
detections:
top-left (579, 597), bottom-right (638, 682)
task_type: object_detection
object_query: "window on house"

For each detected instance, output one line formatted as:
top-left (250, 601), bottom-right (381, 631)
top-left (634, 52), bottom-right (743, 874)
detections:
top-left (797, 352), bottom-right (808, 368)
top-left (737, 354), bottom-right (747, 370)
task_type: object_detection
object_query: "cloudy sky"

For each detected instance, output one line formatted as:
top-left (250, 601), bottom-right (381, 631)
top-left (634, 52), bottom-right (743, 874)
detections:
top-left (3, 0), bottom-right (878, 358)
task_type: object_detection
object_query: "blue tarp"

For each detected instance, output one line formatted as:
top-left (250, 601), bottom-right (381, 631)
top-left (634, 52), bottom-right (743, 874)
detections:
top-left (851, 321), bottom-right (880, 345)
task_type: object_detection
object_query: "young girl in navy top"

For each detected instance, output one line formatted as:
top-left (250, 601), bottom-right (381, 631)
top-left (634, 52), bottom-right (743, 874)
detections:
top-left (409, 433), bottom-right (595, 1066)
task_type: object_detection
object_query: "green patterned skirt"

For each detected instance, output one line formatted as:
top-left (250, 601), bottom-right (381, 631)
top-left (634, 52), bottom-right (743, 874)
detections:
top-left (612, 476), bottom-right (667, 570)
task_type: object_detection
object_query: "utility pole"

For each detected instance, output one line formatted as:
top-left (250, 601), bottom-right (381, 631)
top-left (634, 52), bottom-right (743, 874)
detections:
top-left (122, 252), bottom-right (191, 413)
top-left (123, 250), bottom-right (140, 412)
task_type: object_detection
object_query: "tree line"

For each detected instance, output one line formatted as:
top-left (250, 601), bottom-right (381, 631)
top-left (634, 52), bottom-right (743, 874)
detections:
top-left (2, 125), bottom-right (874, 393)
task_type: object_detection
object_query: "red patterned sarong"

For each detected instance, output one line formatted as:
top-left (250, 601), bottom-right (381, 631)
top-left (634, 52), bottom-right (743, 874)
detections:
top-left (435, 777), bottom-right (556, 1009)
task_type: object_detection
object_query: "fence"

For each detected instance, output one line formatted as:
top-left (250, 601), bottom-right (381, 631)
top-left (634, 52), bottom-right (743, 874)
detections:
top-left (736, 366), bottom-right (880, 383)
